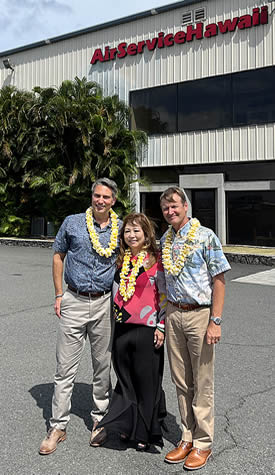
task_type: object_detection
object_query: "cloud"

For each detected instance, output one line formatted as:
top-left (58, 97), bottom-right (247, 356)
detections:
top-left (3, 0), bottom-right (71, 13)
top-left (0, 0), bottom-right (73, 51)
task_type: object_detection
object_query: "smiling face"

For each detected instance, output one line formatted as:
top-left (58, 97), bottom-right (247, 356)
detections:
top-left (123, 221), bottom-right (146, 256)
top-left (91, 184), bottom-right (116, 219)
top-left (161, 192), bottom-right (189, 232)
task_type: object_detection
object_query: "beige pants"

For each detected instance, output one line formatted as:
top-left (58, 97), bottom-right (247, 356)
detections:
top-left (166, 303), bottom-right (214, 449)
top-left (50, 288), bottom-right (114, 430)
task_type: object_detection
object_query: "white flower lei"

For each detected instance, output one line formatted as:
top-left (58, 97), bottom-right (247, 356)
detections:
top-left (86, 207), bottom-right (119, 258)
top-left (162, 218), bottom-right (200, 276)
top-left (119, 248), bottom-right (147, 301)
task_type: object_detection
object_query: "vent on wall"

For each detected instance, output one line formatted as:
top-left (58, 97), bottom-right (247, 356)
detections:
top-left (182, 7), bottom-right (207, 25)
top-left (182, 11), bottom-right (193, 25)
top-left (194, 7), bottom-right (207, 22)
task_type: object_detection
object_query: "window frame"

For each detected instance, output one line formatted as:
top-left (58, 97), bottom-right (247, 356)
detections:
top-left (129, 65), bottom-right (275, 136)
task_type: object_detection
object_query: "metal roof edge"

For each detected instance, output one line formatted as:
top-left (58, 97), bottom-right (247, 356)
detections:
top-left (0, 0), bottom-right (205, 57)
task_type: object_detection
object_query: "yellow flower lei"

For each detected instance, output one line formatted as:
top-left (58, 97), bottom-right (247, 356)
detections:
top-left (119, 248), bottom-right (147, 301)
top-left (86, 207), bottom-right (119, 258)
top-left (162, 218), bottom-right (200, 276)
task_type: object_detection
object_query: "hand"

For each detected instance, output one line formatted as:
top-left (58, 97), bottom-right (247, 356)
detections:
top-left (54, 296), bottom-right (62, 318)
top-left (206, 320), bottom-right (221, 345)
top-left (154, 329), bottom-right (165, 349)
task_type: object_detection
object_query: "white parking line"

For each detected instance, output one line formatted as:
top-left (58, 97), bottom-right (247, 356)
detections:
top-left (232, 268), bottom-right (275, 286)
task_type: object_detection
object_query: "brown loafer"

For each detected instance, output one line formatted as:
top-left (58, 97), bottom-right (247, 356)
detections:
top-left (164, 441), bottom-right (193, 464)
top-left (39, 428), bottom-right (66, 455)
top-left (184, 448), bottom-right (212, 470)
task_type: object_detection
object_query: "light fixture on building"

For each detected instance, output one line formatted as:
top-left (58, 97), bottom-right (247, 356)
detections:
top-left (3, 58), bottom-right (14, 71)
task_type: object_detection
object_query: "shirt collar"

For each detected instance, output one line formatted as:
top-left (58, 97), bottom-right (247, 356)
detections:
top-left (93, 216), bottom-right (111, 230)
top-left (172, 218), bottom-right (192, 237)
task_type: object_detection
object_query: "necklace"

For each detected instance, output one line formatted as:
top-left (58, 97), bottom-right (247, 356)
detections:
top-left (86, 207), bottom-right (119, 258)
top-left (119, 249), bottom-right (147, 301)
top-left (162, 218), bottom-right (200, 276)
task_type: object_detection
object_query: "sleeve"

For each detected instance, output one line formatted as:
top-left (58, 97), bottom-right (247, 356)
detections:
top-left (52, 217), bottom-right (70, 254)
top-left (203, 230), bottom-right (231, 277)
top-left (155, 253), bottom-right (167, 329)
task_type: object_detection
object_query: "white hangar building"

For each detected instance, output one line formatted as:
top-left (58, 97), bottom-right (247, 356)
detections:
top-left (1, 0), bottom-right (275, 245)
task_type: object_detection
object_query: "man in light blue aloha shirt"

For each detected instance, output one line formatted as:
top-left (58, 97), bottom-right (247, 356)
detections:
top-left (160, 186), bottom-right (230, 471)
top-left (39, 178), bottom-right (122, 455)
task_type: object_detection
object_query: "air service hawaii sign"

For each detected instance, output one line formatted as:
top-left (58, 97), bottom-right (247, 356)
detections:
top-left (90, 5), bottom-right (269, 65)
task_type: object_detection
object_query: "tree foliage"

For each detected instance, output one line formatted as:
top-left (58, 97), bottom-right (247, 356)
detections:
top-left (0, 77), bottom-right (147, 236)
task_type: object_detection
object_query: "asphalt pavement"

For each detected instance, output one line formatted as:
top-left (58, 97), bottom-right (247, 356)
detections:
top-left (0, 245), bottom-right (274, 475)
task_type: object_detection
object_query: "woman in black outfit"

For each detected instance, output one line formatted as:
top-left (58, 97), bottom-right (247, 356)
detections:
top-left (91, 213), bottom-right (167, 451)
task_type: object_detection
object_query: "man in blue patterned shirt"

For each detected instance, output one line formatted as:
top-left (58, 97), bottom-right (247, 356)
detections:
top-left (160, 186), bottom-right (230, 471)
top-left (39, 178), bottom-right (122, 455)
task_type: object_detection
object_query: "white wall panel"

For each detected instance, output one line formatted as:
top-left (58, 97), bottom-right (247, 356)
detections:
top-left (143, 123), bottom-right (275, 167)
top-left (1, 0), bottom-right (274, 90)
top-left (0, 0), bottom-right (274, 167)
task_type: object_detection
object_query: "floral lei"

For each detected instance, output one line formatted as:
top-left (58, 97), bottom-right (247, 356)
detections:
top-left (119, 248), bottom-right (147, 301)
top-left (86, 207), bottom-right (119, 258)
top-left (162, 218), bottom-right (200, 276)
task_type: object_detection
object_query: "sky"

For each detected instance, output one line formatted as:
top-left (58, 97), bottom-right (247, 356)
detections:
top-left (0, 0), bottom-right (181, 53)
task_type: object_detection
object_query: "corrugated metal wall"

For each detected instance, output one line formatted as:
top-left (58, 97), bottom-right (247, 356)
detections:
top-left (1, 0), bottom-right (274, 167)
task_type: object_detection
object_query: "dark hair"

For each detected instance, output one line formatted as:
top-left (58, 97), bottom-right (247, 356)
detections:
top-left (91, 178), bottom-right (118, 199)
top-left (160, 186), bottom-right (187, 206)
top-left (117, 213), bottom-right (158, 267)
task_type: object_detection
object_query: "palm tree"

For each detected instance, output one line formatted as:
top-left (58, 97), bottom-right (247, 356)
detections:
top-left (0, 77), bottom-right (147, 236)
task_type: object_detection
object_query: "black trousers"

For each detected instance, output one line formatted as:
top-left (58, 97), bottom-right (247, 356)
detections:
top-left (99, 323), bottom-right (166, 445)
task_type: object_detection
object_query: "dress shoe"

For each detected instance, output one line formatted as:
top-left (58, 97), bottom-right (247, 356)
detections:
top-left (164, 441), bottom-right (193, 464)
top-left (184, 447), bottom-right (212, 470)
top-left (90, 421), bottom-right (107, 447)
top-left (39, 428), bottom-right (66, 455)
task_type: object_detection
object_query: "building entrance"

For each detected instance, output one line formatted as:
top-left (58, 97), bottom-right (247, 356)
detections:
top-left (191, 189), bottom-right (216, 232)
top-left (141, 192), bottom-right (168, 239)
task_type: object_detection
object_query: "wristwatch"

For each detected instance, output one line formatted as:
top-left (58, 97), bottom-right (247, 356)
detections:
top-left (210, 316), bottom-right (222, 325)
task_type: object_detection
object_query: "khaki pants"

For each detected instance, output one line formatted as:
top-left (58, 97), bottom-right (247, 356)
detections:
top-left (50, 288), bottom-right (114, 430)
top-left (166, 303), bottom-right (214, 449)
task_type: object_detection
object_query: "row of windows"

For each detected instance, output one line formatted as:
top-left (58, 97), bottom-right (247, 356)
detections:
top-left (130, 66), bottom-right (275, 135)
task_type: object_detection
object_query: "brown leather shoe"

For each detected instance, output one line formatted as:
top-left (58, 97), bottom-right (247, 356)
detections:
top-left (184, 448), bottom-right (212, 470)
top-left (90, 421), bottom-right (107, 447)
top-left (39, 428), bottom-right (66, 455)
top-left (164, 441), bottom-right (193, 464)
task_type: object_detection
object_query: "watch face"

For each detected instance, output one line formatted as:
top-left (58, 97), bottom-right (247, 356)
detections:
top-left (211, 317), bottom-right (221, 325)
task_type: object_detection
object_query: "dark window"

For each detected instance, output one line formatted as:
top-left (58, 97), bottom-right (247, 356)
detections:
top-left (130, 85), bottom-right (177, 134)
top-left (130, 66), bottom-right (275, 135)
top-left (140, 192), bottom-right (168, 239)
top-left (227, 191), bottom-right (275, 246)
top-left (178, 76), bottom-right (231, 132)
top-left (191, 189), bottom-right (216, 232)
top-left (232, 67), bottom-right (275, 126)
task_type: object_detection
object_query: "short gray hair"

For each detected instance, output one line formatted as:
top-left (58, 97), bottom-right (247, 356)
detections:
top-left (91, 177), bottom-right (118, 199)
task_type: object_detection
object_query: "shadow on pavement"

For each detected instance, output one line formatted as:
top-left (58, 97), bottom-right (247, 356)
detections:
top-left (29, 382), bottom-right (93, 431)
top-left (29, 382), bottom-right (181, 448)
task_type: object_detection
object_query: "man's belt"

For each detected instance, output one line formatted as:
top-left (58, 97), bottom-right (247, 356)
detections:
top-left (167, 300), bottom-right (209, 311)
top-left (68, 285), bottom-right (111, 298)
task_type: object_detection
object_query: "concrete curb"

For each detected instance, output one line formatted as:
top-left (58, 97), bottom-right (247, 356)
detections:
top-left (225, 252), bottom-right (275, 267)
top-left (1, 237), bottom-right (275, 266)
top-left (0, 237), bottom-right (54, 248)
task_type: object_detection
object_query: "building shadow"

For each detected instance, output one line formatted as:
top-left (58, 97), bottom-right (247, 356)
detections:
top-left (29, 382), bottom-right (181, 447)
